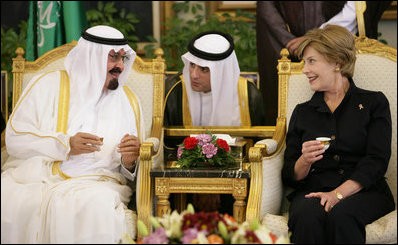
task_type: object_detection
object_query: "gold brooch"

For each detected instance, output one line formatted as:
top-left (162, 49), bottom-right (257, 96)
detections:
top-left (359, 104), bottom-right (364, 110)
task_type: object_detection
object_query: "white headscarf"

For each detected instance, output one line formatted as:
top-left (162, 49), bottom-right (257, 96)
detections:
top-left (181, 32), bottom-right (241, 126)
top-left (62, 25), bottom-right (138, 176)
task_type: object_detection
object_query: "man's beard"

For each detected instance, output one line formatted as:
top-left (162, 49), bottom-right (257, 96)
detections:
top-left (107, 67), bottom-right (121, 90)
top-left (107, 78), bottom-right (119, 90)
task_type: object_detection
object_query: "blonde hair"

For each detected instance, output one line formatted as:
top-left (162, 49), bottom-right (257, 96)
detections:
top-left (297, 25), bottom-right (356, 78)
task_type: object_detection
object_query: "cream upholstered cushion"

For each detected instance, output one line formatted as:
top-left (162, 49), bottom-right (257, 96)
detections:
top-left (126, 69), bottom-right (154, 140)
top-left (21, 58), bottom-right (67, 90)
top-left (125, 67), bottom-right (164, 170)
top-left (262, 213), bottom-right (288, 238)
top-left (260, 148), bottom-right (284, 217)
top-left (365, 210), bottom-right (397, 244)
top-left (286, 73), bottom-right (313, 130)
top-left (124, 209), bottom-right (137, 240)
top-left (353, 54), bottom-right (397, 203)
top-left (255, 138), bottom-right (278, 155)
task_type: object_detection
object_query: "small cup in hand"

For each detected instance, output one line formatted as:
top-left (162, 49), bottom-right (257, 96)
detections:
top-left (316, 137), bottom-right (331, 150)
top-left (91, 137), bottom-right (104, 147)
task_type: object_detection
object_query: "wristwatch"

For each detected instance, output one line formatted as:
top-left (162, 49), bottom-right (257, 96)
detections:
top-left (334, 190), bottom-right (344, 200)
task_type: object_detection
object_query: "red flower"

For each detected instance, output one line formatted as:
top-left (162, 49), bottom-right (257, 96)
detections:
top-left (245, 230), bottom-right (262, 244)
top-left (216, 139), bottom-right (230, 152)
top-left (183, 137), bottom-right (199, 150)
top-left (269, 232), bottom-right (278, 243)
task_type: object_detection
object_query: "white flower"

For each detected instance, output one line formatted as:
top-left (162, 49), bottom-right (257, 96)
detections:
top-left (230, 226), bottom-right (247, 244)
top-left (197, 232), bottom-right (209, 244)
top-left (254, 226), bottom-right (274, 244)
top-left (158, 210), bottom-right (183, 238)
top-left (275, 235), bottom-right (291, 244)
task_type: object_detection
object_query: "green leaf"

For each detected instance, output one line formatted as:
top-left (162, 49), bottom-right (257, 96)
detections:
top-left (145, 35), bottom-right (157, 43)
top-left (120, 9), bottom-right (125, 18)
top-left (183, 4), bottom-right (189, 13)
top-left (186, 203), bottom-right (195, 213)
top-left (137, 220), bottom-right (149, 237)
top-left (149, 216), bottom-right (161, 229)
top-left (249, 219), bottom-right (260, 230)
top-left (104, 2), bottom-right (116, 13)
top-left (98, 1), bottom-right (104, 11)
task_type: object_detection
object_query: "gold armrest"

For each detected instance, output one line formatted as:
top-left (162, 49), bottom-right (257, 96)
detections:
top-left (137, 142), bottom-right (154, 240)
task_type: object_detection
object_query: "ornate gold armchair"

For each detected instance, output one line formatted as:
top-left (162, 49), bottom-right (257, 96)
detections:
top-left (252, 38), bottom-right (397, 243)
top-left (3, 42), bottom-right (166, 240)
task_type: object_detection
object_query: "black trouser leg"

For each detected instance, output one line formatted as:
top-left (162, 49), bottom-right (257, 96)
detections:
top-left (288, 189), bottom-right (394, 244)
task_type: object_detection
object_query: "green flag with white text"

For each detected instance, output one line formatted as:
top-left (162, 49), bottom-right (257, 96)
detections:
top-left (26, 1), bottom-right (88, 61)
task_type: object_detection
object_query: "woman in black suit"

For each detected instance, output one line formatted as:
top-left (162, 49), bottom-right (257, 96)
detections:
top-left (282, 25), bottom-right (395, 243)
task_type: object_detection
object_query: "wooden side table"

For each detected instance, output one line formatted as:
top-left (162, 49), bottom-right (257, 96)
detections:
top-left (150, 169), bottom-right (250, 223)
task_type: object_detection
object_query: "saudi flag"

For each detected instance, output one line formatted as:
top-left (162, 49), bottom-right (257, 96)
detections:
top-left (26, 1), bottom-right (88, 61)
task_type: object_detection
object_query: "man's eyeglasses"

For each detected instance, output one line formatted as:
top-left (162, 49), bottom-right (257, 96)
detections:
top-left (109, 53), bottom-right (129, 63)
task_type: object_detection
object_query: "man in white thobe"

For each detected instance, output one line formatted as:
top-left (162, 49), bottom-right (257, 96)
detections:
top-left (1, 25), bottom-right (144, 243)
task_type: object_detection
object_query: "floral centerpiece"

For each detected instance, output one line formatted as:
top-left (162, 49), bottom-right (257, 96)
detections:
top-left (121, 204), bottom-right (290, 244)
top-left (176, 133), bottom-right (236, 169)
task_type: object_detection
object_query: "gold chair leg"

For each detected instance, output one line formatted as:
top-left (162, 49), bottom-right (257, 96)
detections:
top-left (157, 194), bottom-right (170, 217)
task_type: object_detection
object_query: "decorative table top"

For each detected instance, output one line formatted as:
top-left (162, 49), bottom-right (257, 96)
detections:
top-left (150, 168), bottom-right (250, 179)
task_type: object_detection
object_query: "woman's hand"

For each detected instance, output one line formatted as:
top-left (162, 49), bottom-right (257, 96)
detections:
top-left (300, 140), bottom-right (325, 165)
top-left (294, 140), bottom-right (325, 180)
top-left (305, 191), bottom-right (341, 212)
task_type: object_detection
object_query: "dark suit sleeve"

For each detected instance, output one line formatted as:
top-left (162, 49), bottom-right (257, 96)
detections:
top-left (163, 73), bottom-right (185, 161)
top-left (364, 1), bottom-right (392, 39)
top-left (164, 73), bottom-right (183, 127)
top-left (350, 92), bottom-right (392, 190)
top-left (256, 1), bottom-right (296, 47)
top-left (282, 105), bottom-right (305, 188)
top-left (247, 81), bottom-right (266, 126)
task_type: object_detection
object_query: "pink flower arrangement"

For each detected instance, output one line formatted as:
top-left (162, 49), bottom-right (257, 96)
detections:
top-left (175, 133), bottom-right (236, 169)
top-left (202, 143), bottom-right (218, 158)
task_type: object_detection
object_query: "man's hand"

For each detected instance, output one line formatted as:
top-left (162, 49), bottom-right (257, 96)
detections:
top-left (286, 36), bottom-right (305, 57)
top-left (193, 194), bottom-right (221, 212)
top-left (118, 134), bottom-right (140, 168)
top-left (69, 132), bottom-right (102, 155)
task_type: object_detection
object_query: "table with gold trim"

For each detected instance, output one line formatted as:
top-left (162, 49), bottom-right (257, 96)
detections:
top-left (150, 168), bottom-right (250, 223)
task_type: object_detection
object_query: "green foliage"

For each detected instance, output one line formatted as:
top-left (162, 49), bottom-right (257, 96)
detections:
top-left (145, 1), bottom-right (257, 71)
top-left (1, 20), bottom-right (28, 115)
top-left (1, 21), bottom-right (27, 73)
top-left (86, 1), bottom-right (140, 50)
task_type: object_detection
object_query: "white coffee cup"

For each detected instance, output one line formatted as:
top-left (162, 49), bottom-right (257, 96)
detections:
top-left (316, 137), bottom-right (331, 150)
